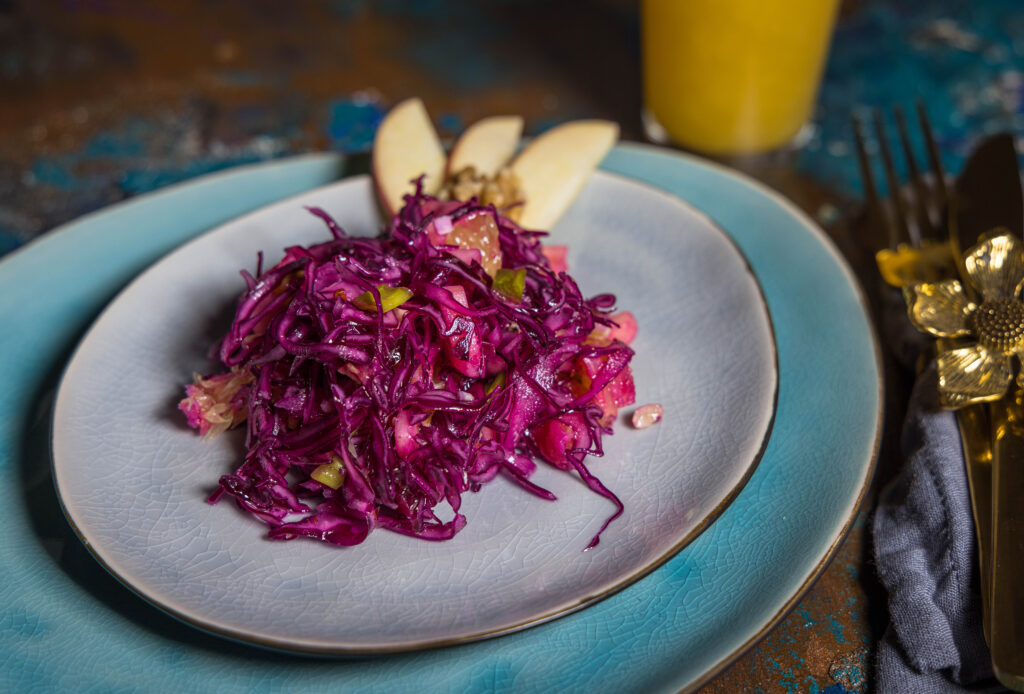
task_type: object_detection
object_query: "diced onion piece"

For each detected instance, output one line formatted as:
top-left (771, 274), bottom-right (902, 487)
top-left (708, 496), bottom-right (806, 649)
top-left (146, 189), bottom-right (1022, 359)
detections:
top-left (541, 244), bottom-right (568, 273)
top-left (434, 214), bottom-right (453, 236)
top-left (631, 403), bottom-right (663, 429)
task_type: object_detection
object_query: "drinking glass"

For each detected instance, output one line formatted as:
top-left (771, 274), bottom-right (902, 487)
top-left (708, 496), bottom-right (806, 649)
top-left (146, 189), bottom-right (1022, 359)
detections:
top-left (642, 0), bottom-right (840, 156)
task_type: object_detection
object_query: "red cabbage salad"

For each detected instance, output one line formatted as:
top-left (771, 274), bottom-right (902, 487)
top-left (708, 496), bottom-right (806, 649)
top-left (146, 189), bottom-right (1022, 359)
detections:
top-left (180, 184), bottom-right (638, 549)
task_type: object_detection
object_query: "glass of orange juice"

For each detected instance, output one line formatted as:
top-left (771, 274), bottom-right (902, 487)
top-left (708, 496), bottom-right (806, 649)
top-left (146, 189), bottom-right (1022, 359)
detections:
top-left (642, 0), bottom-right (840, 156)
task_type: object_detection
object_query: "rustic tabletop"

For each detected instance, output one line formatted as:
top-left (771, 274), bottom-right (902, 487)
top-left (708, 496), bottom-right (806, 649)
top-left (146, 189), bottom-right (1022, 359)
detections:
top-left (2, 1), bottom-right (1021, 691)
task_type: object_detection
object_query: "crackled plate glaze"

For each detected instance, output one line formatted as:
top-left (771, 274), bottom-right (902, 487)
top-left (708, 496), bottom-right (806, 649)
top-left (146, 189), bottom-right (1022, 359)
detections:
top-left (51, 171), bottom-right (777, 653)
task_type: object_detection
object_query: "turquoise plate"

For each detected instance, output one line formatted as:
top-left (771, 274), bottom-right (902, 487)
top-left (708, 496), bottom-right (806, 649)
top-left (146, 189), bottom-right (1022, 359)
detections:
top-left (0, 143), bottom-right (880, 693)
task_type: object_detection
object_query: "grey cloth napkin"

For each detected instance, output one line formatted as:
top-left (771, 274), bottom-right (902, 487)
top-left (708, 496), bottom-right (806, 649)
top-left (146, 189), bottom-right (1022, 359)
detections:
top-left (872, 291), bottom-right (1008, 693)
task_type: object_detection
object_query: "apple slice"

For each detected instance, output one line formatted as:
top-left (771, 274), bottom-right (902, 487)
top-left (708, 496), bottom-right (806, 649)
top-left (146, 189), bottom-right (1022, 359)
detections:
top-left (445, 115), bottom-right (524, 178)
top-left (372, 98), bottom-right (446, 217)
top-left (510, 120), bottom-right (618, 230)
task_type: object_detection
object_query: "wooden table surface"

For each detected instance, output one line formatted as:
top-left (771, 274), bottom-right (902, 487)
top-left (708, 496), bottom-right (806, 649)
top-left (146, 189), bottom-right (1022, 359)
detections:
top-left (3, 1), bottom-right (1016, 690)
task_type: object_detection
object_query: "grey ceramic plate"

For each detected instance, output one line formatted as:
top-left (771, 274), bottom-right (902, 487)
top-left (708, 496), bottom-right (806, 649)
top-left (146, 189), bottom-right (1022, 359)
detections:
top-left (51, 171), bottom-right (776, 654)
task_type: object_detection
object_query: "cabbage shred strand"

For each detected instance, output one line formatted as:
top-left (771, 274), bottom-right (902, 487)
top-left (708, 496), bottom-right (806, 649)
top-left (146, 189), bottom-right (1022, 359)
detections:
top-left (182, 184), bottom-right (635, 548)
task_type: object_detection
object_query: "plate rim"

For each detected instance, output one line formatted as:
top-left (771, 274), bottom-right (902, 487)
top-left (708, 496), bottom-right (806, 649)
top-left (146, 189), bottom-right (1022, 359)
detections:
top-left (613, 141), bottom-right (882, 691)
top-left (49, 169), bottom-right (780, 655)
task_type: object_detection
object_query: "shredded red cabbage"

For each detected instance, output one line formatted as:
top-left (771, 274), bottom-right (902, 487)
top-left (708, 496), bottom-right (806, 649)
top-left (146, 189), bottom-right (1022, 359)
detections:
top-left (180, 184), bottom-right (635, 549)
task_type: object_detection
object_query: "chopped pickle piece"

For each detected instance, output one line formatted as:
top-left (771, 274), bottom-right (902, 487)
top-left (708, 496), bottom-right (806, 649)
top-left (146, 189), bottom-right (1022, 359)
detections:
top-left (494, 268), bottom-right (526, 302)
top-left (311, 457), bottom-right (345, 489)
top-left (353, 285), bottom-right (413, 312)
top-left (485, 371), bottom-right (506, 394)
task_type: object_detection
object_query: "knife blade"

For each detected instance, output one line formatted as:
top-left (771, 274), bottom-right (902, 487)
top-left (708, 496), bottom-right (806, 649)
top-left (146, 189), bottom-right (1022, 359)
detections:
top-left (952, 132), bottom-right (1024, 691)
top-left (951, 133), bottom-right (1023, 261)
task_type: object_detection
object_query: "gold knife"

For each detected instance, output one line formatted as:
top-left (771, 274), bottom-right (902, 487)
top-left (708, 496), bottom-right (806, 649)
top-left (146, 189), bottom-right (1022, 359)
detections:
top-left (991, 393), bottom-right (1024, 690)
top-left (952, 133), bottom-right (1024, 690)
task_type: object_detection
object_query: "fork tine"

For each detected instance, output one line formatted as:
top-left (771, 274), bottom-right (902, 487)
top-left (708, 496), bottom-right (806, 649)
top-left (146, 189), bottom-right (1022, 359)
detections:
top-left (894, 105), bottom-right (936, 243)
top-left (853, 114), bottom-right (901, 251)
top-left (852, 115), bottom-right (881, 208)
top-left (872, 109), bottom-right (913, 248)
top-left (851, 116), bottom-right (901, 252)
top-left (916, 101), bottom-right (949, 209)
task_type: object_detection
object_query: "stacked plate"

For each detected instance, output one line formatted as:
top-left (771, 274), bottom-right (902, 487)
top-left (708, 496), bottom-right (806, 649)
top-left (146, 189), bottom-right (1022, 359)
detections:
top-left (0, 143), bottom-right (879, 693)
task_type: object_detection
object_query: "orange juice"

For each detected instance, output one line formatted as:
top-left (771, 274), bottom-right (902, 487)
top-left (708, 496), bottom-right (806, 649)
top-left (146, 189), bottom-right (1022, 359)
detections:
top-left (642, 0), bottom-right (840, 155)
